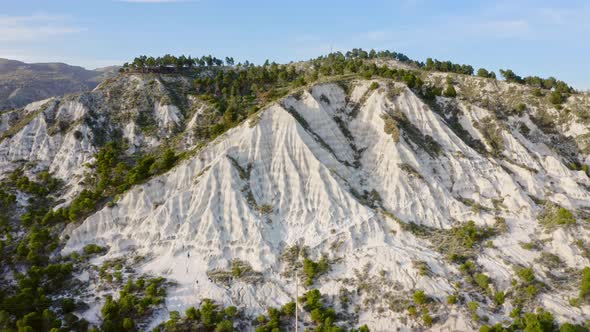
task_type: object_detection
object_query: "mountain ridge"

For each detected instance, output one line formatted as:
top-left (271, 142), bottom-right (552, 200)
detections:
top-left (0, 58), bottom-right (119, 111)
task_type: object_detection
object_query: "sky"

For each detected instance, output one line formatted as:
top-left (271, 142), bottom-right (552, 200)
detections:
top-left (1, 0), bottom-right (589, 89)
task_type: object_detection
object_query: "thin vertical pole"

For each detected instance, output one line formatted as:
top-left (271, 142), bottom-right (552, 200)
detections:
top-left (295, 269), bottom-right (298, 332)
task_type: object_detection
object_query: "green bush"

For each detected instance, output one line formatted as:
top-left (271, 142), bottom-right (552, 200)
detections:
top-left (281, 302), bottom-right (296, 317)
top-left (494, 291), bottom-right (505, 306)
top-left (556, 208), bottom-right (576, 225)
top-left (474, 273), bottom-right (490, 291)
top-left (302, 256), bottom-right (330, 286)
top-left (447, 294), bottom-right (458, 304)
top-left (443, 84), bottom-right (457, 98)
top-left (550, 91), bottom-right (565, 105)
top-left (413, 290), bottom-right (428, 305)
top-left (517, 267), bottom-right (536, 284)
top-left (422, 308), bottom-right (433, 326)
top-left (522, 308), bottom-right (556, 332)
top-left (538, 203), bottom-right (576, 229)
top-left (581, 267), bottom-right (590, 302)
top-left (185, 306), bottom-right (200, 321)
top-left (122, 317), bottom-right (135, 330)
top-left (560, 323), bottom-right (590, 332)
top-left (83, 244), bottom-right (106, 256)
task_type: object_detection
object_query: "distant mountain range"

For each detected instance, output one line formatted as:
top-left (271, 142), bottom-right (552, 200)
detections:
top-left (0, 58), bottom-right (119, 111)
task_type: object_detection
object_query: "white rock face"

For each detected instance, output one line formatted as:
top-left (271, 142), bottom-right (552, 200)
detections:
top-left (0, 99), bottom-right (96, 190)
top-left (58, 81), bottom-right (590, 330)
top-left (0, 74), bottom-right (198, 198)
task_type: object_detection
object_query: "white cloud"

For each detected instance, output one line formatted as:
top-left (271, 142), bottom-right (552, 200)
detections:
top-left (0, 13), bottom-right (83, 42)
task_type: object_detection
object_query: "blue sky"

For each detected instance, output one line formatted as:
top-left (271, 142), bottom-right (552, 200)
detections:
top-left (2, 0), bottom-right (589, 89)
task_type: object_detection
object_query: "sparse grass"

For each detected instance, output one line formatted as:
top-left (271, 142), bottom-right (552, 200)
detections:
top-left (381, 113), bottom-right (400, 142)
top-left (413, 260), bottom-right (432, 277)
top-left (538, 202), bottom-right (576, 230)
top-left (519, 240), bottom-right (542, 251)
top-left (535, 252), bottom-right (565, 270)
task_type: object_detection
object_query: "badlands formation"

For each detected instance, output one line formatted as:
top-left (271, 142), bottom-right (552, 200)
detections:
top-left (1, 58), bottom-right (590, 331)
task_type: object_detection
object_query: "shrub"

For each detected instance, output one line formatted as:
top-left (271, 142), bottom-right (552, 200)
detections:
top-left (560, 323), bottom-right (590, 332)
top-left (453, 220), bottom-right (494, 249)
top-left (443, 84), bottom-right (457, 98)
top-left (525, 284), bottom-right (539, 297)
top-left (422, 308), bottom-right (433, 326)
top-left (380, 113), bottom-right (400, 142)
top-left (538, 203), bottom-right (576, 229)
top-left (83, 244), bottom-right (106, 256)
top-left (214, 320), bottom-right (233, 332)
top-left (556, 208), bottom-right (576, 225)
top-left (467, 301), bottom-right (479, 313)
top-left (475, 273), bottom-right (490, 291)
top-left (281, 302), bottom-right (296, 317)
top-left (302, 256), bottom-right (330, 286)
top-left (479, 323), bottom-right (509, 332)
top-left (185, 307), bottom-right (200, 321)
top-left (62, 298), bottom-right (76, 313)
top-left (517, 267), bottom-right (536, 284)
top-left (523, 308), bottom-right (556, 332)
top-left (447, 294), bottom-right (458, 304)
top-left (368, 82), bottom-right (380, 90)
top-left (581, 267), bottom-right (590, 302)
top-left (494, 291), bottom-right (505, 306)
top-left (550, 91), bottom-right (565, 105)
top-left (413, 290), bottom-right (428, 305)
top-left (122, 317), bottom-right (135, 330)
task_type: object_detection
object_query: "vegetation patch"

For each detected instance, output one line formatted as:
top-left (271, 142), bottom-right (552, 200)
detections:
top-left (303, 256), bottom-right (331, 286)
top-left (475, 116), bottom-right (505, 157)
top-left (538, 202), bottom-right (577, 230)
top-left (299, 288), bottom-right (370, 332)
top-left (206, 260), bottom-right (263, 286)
top-left (399, 163), bottom-right (424, 180)
top-left (153, 299), bottom-right (241, 332)
top-left (100, 276), bottom-right (168, 331)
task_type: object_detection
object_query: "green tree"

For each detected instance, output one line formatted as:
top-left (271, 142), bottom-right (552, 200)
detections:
top-left (443, 84), bottom-right (457, 98)
top-left (477, 68), bottom-right (490, 78)
top-left (522, 308), bottom-right (555, 332)
top-left (122, 317), bottom-right (134, 330)
top-left (550, 91), bottom-right (565, 105)
top-left (215, 320), bottom-right (234, 332)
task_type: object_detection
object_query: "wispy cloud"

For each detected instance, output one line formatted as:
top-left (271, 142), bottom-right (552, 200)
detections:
top-left (0, 13), bottom-right (83, 42)
top-left (469, 19), bottom-right (532, 38)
